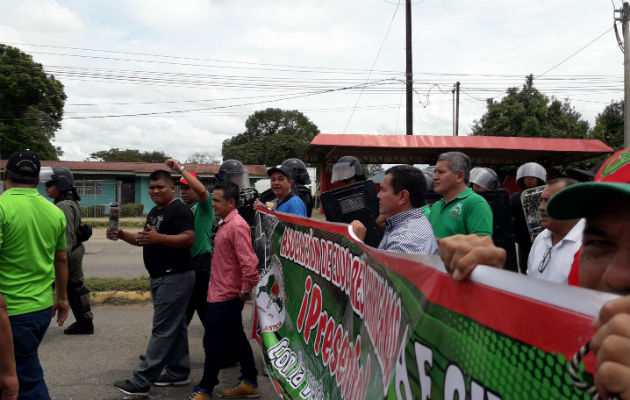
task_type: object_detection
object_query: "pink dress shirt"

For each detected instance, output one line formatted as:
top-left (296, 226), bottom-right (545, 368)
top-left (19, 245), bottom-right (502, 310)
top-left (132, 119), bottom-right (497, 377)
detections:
top-left (207, 209), bottom-right (259, 303)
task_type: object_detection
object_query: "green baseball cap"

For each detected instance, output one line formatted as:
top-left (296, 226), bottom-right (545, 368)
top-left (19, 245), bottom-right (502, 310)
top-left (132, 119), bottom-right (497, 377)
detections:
top-left (547, 148), bottom-right (630, 220)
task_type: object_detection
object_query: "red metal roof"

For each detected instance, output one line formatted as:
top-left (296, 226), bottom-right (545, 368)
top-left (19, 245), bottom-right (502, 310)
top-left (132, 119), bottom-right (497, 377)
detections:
top-left (304, 134), bottom-right (613, 165)
top-left (0, 160), bottom-right (269, 177)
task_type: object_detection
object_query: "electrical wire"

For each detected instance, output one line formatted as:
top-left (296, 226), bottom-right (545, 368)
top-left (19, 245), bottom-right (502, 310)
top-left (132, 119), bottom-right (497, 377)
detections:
top-left (342, 0), bottom-right (402, 133)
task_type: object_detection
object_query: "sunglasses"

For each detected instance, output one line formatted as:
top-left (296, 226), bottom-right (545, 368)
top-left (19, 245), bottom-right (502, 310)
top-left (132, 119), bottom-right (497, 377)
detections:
top-left (538, 247), bottom-right (552, 273)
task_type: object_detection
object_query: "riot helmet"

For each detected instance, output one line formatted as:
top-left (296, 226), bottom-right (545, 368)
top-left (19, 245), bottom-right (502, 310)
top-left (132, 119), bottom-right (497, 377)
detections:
top-left (42, 166), bottom-right (75, 192)
top-left (422, 168), bottom-right (434, 192)
top-left (331, 156), bottom-right (365, 183)
top-left (470, 167), bottom-right (499, 191)
top-left (281, 158), bottom-right (310, 185)
top-left (516, 162), bottom-right (546, 189)
top-left (216, 159), bottom-right (251, 189)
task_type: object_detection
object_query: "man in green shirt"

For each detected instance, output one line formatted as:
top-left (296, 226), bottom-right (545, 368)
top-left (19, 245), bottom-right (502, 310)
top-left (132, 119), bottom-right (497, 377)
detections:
top-left (166, 159), bottom-right (214, 327)
top-left (0, 149), bottom-right (69, 400)
top-left (429, 151), bottom-right (493, 238)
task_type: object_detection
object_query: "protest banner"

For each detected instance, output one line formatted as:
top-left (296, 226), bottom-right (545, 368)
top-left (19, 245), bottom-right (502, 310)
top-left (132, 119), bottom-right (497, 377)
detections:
top-left (253, 208), bottom-right (617, 400)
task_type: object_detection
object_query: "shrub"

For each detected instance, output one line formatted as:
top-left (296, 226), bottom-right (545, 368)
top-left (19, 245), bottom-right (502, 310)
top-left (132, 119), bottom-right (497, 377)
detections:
top-left (121, 203), bottom-right (144, 217)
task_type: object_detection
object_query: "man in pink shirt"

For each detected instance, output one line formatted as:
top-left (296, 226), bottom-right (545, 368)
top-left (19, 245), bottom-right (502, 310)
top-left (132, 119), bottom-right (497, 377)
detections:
top-left (188, 182), bottom-right (260, 400)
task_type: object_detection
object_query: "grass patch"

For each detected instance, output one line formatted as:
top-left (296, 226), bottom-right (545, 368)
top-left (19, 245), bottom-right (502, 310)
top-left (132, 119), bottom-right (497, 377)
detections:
top-left (85, 276), bottom-right (150, 292)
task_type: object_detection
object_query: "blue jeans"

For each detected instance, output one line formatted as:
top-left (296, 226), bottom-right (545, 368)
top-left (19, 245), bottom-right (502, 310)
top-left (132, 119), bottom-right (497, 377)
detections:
top-left (128, 271), bottom-right (195, 388)
top-left (3, 307), bottom-right (53, 400)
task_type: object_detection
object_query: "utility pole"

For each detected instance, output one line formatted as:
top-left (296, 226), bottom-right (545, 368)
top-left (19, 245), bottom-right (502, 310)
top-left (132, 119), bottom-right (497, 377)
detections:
top-left (624, 2), bottom-right (630, 148)
top-left (405, 0), bottom-right (413, 135)
top-left (455, 81), bottom-right (461, 136)
top-left (618, 2), bottom-right (630, 148)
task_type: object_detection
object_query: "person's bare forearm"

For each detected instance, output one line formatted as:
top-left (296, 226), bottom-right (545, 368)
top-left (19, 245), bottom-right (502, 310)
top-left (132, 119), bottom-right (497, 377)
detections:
top-left (0, 294), bottom-right (16, 380)
top-left (54, 250), bottom-right (68, 301)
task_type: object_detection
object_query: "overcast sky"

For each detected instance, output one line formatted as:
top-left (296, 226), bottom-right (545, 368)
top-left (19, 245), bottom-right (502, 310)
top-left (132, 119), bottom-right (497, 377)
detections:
top-left (0, 0), bottom-right (624, 162)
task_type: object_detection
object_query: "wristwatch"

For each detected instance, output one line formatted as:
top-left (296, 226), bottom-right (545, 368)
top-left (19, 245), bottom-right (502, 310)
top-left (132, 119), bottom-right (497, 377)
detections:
top-left (179, 165), bottom-right (185, 173)
top-left (240, 290), bottom-right (251, 300)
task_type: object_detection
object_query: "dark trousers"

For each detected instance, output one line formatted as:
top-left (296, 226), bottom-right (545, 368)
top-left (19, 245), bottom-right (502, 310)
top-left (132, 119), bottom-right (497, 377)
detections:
top-left (198, 298), bottom-right (258, 393)
top-left (186, 252), bottom-right (212, 327)
top-left (2, 307), bottom-right (52, 400)
top-left (130, 271), bottom-right (194, 388)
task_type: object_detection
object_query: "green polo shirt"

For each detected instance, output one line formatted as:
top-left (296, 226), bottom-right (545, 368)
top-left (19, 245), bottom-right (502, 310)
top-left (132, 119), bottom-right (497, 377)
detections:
top-left (0, 188), bottom-right (67, 316)
top-left (429, 188), bottom-right (493, 238)
top-left (189, 191), bottom-right (214, 257)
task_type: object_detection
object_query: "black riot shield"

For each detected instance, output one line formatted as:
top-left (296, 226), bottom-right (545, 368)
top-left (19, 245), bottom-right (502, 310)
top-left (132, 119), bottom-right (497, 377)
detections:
top-left (477, 189), bottom-right (519, 273)
top-left (320, 180), bottom-right (383, 248)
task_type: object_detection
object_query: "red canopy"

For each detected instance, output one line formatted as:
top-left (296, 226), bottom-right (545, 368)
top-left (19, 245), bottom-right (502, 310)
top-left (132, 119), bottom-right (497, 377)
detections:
top-left (304, 134), bottom-right (612, 165)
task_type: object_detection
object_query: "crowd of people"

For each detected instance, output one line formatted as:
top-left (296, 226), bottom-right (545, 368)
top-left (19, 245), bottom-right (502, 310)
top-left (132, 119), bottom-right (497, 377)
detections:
top-left (0, 146), bottom-right (627, 400)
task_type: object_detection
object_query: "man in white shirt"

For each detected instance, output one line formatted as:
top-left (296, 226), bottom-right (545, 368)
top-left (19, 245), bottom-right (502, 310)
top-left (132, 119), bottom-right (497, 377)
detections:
top-left (526, 178), bottom-right (583, 284)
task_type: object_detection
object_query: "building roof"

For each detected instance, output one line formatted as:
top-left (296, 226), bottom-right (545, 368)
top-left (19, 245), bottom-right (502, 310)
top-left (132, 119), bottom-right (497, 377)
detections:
top-left (0, 160), bottom-right (269, 177)
top-left (304, 134), bottom-right (613, 165)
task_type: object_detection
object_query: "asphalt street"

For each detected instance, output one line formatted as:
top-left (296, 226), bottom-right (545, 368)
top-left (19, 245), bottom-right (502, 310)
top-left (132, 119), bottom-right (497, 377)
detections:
top-left (83, 228), bottom-right (147, 279)
top-left (40, 303), bottom-right (277, 400)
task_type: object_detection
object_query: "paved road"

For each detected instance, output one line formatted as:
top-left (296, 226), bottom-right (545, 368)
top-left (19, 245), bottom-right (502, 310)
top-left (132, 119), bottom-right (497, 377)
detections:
top-left (40, 303), bottom-right (277, 400)
top-left (83, 228), bottom-right (147, 279)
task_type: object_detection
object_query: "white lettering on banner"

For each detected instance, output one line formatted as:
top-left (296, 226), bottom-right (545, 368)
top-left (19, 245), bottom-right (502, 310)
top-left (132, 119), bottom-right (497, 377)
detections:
top-left (280, 227), bottom-right (401, 397)
top-left (267, 338), bottom-right (310, 397)
top-left (394, 340), bottom-right (502, 400)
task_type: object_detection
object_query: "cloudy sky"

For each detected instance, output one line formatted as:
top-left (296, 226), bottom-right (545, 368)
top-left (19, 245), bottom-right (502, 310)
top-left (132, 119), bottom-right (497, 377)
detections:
top-left (0, 0), bottom-right (624, 162)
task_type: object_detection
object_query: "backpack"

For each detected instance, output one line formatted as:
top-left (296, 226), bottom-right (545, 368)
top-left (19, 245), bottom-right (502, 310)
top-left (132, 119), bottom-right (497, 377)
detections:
top-left (77, 223), bottom-right (92, 243)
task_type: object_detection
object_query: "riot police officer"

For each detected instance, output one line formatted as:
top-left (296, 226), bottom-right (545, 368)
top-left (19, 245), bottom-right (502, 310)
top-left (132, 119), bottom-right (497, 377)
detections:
top-left (331, 155), bottom-right (366, 185)
top-left (470, 167), bottom-right (499, 193)
top-left (511, 162), bottom-right (547, 270)
top-left (42, 166), bottom-right (94, 335)
top-left (215, 160), bottom-right (259, 227)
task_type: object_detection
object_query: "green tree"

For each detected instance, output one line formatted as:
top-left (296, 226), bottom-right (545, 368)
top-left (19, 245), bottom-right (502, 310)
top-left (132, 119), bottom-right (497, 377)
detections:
top-left (590, 100), bottom-right (624, 151)
top-left (88, 148), bottom-right (170, 162)
top-left (472, 75), bottom-right (589, 139)
top-left (222, 108), bottom-right (319, 165)
top-left (0, 45), bottom-right (67, 159)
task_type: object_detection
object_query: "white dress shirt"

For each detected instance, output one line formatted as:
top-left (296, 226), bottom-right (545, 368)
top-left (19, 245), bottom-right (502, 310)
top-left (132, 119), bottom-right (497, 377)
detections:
top-left (526, 219), bottom-right (585, 284)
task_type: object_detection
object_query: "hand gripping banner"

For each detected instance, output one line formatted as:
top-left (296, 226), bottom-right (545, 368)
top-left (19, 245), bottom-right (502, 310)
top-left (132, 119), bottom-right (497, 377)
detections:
top-left (252, 208), bottom-right (617, 400)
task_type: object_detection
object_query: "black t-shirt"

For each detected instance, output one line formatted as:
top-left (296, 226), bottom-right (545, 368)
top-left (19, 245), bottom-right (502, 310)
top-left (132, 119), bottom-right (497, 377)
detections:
top-left (143, 199), bottom-right (195, 277)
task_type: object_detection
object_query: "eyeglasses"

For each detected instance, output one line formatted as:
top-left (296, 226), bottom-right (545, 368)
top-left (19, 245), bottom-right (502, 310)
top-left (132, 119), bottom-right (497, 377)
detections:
top-left (538, 247), bottom-right (552, 273)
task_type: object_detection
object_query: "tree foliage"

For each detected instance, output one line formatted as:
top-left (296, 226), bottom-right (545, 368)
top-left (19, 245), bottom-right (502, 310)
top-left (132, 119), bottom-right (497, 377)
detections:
top-left (88, 148), bottom-right (171, 163)
top-left (590, 100), bottom-right (624, 151)
top-left (186, 152), bottom-right (221, 164)
top-left (222, 108), bottom-right (319, 165)
top-left (472, 75), bottom-right (589, 139)
top-left (0, 45), bottom-right (67, 159)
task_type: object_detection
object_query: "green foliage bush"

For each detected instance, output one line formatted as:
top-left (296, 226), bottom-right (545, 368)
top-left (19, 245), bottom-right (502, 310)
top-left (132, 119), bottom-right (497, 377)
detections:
top-left (121, 203), bottom-right (144, 217)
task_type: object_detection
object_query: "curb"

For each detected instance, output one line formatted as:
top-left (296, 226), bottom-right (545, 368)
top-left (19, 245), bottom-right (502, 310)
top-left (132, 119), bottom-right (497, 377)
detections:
top-left (90, 290), bottom-right (151, 305)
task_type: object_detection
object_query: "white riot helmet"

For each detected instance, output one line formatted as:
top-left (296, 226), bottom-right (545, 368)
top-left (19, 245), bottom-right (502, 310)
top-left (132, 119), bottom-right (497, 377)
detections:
top-left (470, 167), bottom-right (499, 191)
top-left (516, 162), bottom-right (547, 188)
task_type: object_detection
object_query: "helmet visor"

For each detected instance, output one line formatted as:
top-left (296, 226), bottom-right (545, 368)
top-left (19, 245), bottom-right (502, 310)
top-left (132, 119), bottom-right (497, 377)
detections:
top-left (223, 171), bottom-right (251, 189)
top-left (331, 162), bottom-right (356, 183)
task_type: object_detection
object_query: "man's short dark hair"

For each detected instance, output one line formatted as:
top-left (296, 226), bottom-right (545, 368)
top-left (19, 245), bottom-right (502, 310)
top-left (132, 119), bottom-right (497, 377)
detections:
top-left (6, 170), bottom-right (38, 185)
top-left (149, 170), bottom-right (174, 184)
top-left (214, 182), bottom-right (240, 204)
top-left (437, 151), bottom-right (472, 184)
top-left (548, 177), bottom-right (578, 188)
top-left (384, 165), bottom-right (427, 208)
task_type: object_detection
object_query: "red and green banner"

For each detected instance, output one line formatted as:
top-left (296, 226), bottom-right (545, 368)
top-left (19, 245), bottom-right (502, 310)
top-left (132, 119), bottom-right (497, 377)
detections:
top-left (253, 209), bottom-right (617, 399)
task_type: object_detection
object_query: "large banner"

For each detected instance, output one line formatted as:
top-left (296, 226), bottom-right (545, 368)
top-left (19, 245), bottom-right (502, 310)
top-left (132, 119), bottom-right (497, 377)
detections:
top-left (252, 208), bottom-right (617, 400)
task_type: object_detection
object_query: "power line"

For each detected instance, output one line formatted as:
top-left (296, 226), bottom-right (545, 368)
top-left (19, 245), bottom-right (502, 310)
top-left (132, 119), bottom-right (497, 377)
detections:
top-left (343, 0), bottom-right (402, 133)
top-left (535, 27), bottom-right (614, 78)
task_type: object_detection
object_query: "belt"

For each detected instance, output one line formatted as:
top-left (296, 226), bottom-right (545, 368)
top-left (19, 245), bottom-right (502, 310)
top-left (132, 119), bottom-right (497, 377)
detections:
top-left (150, 268), bottom-right (189, 279)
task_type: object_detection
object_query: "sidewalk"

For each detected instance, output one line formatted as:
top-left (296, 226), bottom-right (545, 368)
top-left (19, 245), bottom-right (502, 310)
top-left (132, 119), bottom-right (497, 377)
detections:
top-left (40, 302), bottom-right (277, 400)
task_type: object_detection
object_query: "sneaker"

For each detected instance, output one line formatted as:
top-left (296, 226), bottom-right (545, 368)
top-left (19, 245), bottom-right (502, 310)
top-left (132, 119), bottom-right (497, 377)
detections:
top-left (153, 374), bottom-right (190, 387)
top-left (187, 386), bottom-right (212, 400)
top-left (63, 320), bottom-right (94, 335)
top-left (220, 381), bottom-right (260, 398)
top-left (114, 379), bottom-right (150, 396)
